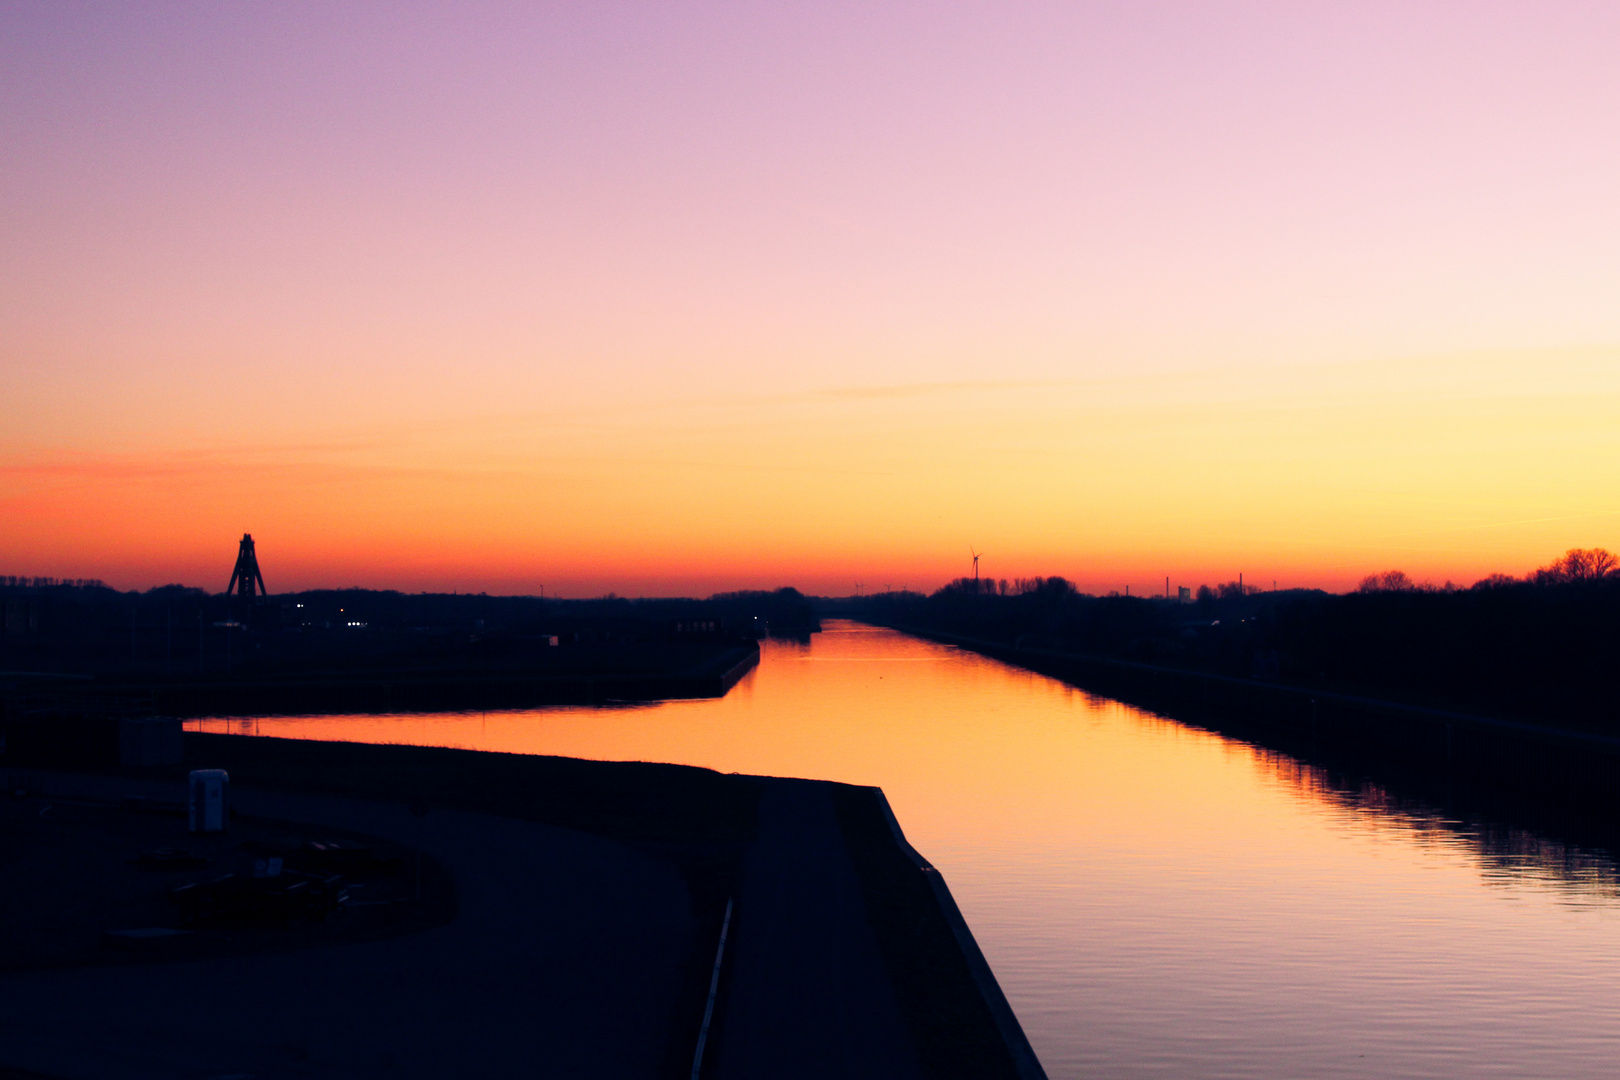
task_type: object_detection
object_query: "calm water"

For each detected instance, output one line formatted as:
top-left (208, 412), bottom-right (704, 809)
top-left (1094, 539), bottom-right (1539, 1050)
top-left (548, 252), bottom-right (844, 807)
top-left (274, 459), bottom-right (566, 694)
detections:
top-left (189, 622), bottom-right (1620, 1079)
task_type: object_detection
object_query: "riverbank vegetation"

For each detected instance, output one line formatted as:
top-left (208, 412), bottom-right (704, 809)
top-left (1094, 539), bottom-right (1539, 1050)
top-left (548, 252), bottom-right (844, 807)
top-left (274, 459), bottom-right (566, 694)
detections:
top-left (847, 549), bottom-right (1620, 732)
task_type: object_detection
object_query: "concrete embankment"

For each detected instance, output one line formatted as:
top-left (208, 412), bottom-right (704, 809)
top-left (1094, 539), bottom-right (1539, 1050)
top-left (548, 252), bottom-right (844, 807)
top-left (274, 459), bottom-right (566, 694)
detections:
top-left (829, 783), bottom-right (1047, 1080)
top-left (713, 779), bottom-right (922, 1079)
top-left (868, 788), bottom-right (1047, 1080)
top-left (705, 776), bottom-right (1044, 1080)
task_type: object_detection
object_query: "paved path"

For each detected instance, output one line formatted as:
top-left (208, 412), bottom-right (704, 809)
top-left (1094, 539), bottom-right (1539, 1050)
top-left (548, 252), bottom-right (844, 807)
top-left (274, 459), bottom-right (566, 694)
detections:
top-left (712, 779), bottom-right (923, 1080)
top-left (0, 772), bottom-right (694, 1080)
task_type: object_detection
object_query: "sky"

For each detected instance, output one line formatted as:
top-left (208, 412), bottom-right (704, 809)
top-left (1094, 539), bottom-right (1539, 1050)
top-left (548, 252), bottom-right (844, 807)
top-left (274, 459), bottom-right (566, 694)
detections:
top-left (3, 1), bottom-right (1619, 597)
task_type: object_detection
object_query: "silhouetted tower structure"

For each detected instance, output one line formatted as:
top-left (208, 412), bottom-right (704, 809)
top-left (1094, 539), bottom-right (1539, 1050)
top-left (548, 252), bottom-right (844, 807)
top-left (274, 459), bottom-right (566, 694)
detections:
top-left (226, 533), bottom-right (268, 602)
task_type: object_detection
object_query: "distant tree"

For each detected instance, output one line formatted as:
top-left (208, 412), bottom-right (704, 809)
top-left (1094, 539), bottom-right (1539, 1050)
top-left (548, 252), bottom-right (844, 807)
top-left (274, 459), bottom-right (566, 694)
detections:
top-left (1196, 585), bottom-right (1216, 602)
top-left (1531, 548), bottom-right (1619, 585)
top-left (1013, 576), bottom-right (1068, 597)
top-left (1043, 576), bottom-right (1074, 598)
top-left (1470, 573), bottom-right (1520, 590)
top-left (1357, 570), bottom-right (1414, 593)
top-left (146, 583), bottom-right (206, 598)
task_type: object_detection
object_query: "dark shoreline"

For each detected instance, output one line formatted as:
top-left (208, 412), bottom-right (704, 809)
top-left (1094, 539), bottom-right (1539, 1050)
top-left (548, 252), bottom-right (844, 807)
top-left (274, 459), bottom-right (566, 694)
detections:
top-left (14, 643), bottom-right (760, 718)
top-left (867, 618), bottom-right (1620, 864)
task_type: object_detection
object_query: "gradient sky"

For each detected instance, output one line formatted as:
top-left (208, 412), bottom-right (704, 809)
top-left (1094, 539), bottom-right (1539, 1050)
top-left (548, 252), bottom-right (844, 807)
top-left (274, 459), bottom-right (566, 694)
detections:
top-left (4, 2), bottom-right (1619, 596)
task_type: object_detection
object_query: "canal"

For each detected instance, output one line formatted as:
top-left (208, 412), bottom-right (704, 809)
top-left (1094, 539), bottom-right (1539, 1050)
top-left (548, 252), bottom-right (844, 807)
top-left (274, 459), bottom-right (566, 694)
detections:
top-left (189, 620), bottom-right (1620, 1079)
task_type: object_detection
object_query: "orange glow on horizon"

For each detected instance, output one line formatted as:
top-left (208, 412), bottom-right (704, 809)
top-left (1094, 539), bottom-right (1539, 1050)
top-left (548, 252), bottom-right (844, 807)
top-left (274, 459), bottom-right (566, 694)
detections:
top-left (5, 349), bottom-right (1618, 596)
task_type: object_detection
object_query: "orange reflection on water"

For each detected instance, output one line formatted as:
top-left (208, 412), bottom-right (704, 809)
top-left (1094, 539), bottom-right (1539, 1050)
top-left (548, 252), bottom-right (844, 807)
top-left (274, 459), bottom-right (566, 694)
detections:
top-left (191, 626), bottom-right (1257, 859)
top-left (189, 622), bottom-right (1620, 1080)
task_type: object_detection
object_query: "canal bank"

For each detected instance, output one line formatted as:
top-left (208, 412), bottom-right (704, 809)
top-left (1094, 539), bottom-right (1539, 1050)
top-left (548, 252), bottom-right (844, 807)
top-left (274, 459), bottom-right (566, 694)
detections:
top-left (11, 642), bottom-right (762, 718)
top-left (867, 619), bottom-right (1620, 829)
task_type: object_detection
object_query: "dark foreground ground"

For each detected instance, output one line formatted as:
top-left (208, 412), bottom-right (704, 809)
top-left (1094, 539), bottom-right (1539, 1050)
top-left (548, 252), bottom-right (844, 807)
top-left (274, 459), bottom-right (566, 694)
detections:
top-left (0, 795), bottom-right (453, 972)
top-left (0, 734), bottom-right (1042, 1080)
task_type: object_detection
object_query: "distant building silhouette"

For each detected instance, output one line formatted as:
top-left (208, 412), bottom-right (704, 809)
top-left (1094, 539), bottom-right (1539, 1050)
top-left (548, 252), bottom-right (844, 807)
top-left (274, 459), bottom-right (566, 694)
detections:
top-left (226, 533), bottom-right (268, 601)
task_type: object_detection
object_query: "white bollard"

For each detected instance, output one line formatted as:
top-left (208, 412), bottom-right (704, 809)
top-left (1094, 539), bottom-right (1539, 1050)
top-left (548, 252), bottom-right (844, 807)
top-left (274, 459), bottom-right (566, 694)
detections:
top-left (188, 769), bottom-right (230, 833)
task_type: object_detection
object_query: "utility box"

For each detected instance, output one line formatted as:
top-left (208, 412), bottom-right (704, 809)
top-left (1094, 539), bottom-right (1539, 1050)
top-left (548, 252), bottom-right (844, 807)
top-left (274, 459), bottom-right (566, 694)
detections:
top-left (188, 769), bottom-right (229, 833)
top-left (119, 716), bottom-right (183, 766)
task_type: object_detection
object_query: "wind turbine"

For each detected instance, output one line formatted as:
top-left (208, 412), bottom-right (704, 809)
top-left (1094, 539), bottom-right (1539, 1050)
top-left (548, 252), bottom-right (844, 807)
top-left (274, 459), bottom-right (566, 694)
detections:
top-left (970, 546), bottom-right (982, 590)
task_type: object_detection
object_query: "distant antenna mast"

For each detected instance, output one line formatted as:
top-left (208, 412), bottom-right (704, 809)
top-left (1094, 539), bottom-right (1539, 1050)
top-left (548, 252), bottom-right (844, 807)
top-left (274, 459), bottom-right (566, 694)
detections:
top-left (226, 533), bottom-right (268, 601)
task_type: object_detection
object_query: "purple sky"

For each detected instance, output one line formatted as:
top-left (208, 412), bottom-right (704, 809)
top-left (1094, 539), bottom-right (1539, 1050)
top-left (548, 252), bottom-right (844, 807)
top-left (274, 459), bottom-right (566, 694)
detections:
top-left (4, 2), bottom-right (1619, 594)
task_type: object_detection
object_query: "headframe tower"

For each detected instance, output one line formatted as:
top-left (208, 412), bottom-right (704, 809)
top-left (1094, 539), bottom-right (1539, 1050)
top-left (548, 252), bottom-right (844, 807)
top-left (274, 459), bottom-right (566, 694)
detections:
top-left (226, 533), bottom-right (268, 601)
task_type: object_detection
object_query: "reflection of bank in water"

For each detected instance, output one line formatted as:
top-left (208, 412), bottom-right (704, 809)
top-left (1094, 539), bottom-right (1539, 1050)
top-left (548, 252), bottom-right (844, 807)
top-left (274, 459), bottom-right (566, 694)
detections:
top-left (884, 620), bottom-right (1620, 900)
top-left (1253, 749), bottom-right (1620, 902)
